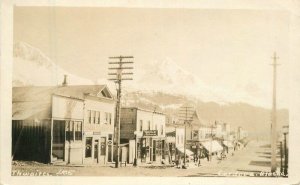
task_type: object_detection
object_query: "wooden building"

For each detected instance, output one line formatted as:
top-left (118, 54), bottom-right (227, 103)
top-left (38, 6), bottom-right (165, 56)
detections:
top-left (12, 84), bottom-right (115, 165)
top-left (120, 107), bottom-right (167, 164)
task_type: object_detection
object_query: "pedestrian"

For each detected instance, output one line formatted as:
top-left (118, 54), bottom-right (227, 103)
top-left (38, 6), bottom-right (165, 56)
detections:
top-left (175, 154), bottom-right (179, 168)
top-left (197, 154), bottom-right (201, 166)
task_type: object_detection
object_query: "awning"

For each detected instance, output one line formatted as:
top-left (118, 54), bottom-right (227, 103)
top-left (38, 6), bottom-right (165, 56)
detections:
top-left (177, 147), bottom-right (194, 156)
top-left (201, 140), bottom-right (223, 153)
top-left (223, 140), bottom-right (234, 148)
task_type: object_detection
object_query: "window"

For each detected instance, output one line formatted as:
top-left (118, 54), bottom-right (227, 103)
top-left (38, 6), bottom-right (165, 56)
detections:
top-left (65, 121), bottom-right (73, 141)
top-left (139, 120), bottom-right (143, 131)
top-left (155, 124), bottom-right (157, 131)
top-left (85, 137), bottom-right (92, 158)
top-left (105, 112), bottom-right (111, 124)
top-left (98, 112), bottom-right (101, 124)
top-left (91, 111), bottom-right (96, 124)
top-left (74, 121), bottom-right (82, 140)
top-left (148, 121), bottom-right (151, 130)
top-left (88, 110), bottom-right (91, 124)
top-left (65, 121), bottom-right (82, 141)
top-left (199, 130), bottom-right (203, 139)
top-left (193, 130), bottom-right (199, 140)
top-left (161, 125), bottom-right (164, 135)
top-left (108, 134), bottom-right (113, 141)
top-left (109, 113), bottom-right (112, 124)
top-left (95, 111), bottom-right (100, 124)
top-left (53, 120), bottom-right (65, 144)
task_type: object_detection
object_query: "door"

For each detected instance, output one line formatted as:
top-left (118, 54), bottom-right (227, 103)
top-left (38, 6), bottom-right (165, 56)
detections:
top-left (100, 137), bottom-right (106, 164)
top-left (52, 120), bottom-right (65, 161)
top-left (94, 140), bottom-right (99, 163)
top-left (153, 140), bottom-right (156, 161)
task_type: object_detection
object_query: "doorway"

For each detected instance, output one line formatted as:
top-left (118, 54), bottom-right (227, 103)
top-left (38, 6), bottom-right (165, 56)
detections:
top-left (100, 137), bottom-right (106, 164)
top-left (153, 140), bottom-right (156, 161)
top-left (52, 120), bottom-right (65, 161)
top-left (94, 139), bottom-right (99, 163)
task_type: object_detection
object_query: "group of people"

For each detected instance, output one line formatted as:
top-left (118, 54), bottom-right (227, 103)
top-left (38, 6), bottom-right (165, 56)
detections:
top-left (174, 149), bottom-right (211, 168)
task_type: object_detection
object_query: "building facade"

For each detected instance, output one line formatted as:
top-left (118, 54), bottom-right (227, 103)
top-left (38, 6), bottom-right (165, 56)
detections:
top-left (12, 85), bottom-right (115, 165)
top-left (120, 107), bottom-right (166, 164)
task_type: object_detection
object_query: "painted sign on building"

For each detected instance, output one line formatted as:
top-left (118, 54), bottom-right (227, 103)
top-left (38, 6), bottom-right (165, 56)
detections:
top-left (143, 130), bottom-right (158, 136)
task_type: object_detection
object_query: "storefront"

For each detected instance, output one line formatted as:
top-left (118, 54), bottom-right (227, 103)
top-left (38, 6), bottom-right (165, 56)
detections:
top-left (136, 132), bottom-right (166, 164)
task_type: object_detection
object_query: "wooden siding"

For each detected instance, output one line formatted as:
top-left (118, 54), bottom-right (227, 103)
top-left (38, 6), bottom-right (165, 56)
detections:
top-left (12, 120), bottom-right (51, 163)
top-left (120, 108), bottom-right (137, 140)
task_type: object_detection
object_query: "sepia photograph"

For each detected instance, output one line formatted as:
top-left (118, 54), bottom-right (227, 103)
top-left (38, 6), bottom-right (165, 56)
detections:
top-left (1, 0), bottom-right (300, 184)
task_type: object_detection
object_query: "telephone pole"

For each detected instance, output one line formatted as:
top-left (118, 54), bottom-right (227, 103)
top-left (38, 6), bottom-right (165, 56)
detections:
top-left (108, 55), bottom-right (134, 168)
top-left (271, 52), bottom-right (280, 173)
top-left (178, 105), bottom-right (194, 168)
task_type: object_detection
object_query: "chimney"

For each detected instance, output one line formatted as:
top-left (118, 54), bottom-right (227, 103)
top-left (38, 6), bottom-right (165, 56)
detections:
top-left (62, 75), bottom-right (68, 86)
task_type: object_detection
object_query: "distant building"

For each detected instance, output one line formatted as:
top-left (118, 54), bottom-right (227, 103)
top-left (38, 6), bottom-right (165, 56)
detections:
top-left (12, 84), bottom-right (115, 165)
top-left (237, 126), bottom-right (248, 140)
top-left (120, 107), bottom-right (166, 164)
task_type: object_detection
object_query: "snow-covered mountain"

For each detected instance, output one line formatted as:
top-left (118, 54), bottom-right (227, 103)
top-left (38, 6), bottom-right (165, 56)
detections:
top-left (13, 42), bottom-right (93, 86)
top-left (130, 58), bottom-right (254, 106)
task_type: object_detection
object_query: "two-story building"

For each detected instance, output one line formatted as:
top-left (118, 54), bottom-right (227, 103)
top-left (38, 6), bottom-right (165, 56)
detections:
top-left (12, 83), bottom-right (115, 165)
top-left (120, 107), bottom-right (166, 164)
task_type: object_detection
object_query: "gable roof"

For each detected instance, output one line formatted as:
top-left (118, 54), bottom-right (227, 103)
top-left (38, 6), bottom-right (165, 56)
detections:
top-left (13, 85), bottom-right (109, 101)
top-left (176, 110), bottom-right (209, 128)
top-left (12, 85), bottom-right (114, 120)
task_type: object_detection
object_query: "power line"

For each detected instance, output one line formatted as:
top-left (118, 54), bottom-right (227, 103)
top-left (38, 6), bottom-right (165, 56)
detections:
top-left (178, 105), bottom-right (195, 168)
top-left (108, 55), bottom-right (134, 168)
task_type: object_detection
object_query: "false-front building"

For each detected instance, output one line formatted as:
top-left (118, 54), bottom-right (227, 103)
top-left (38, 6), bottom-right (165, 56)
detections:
top-left (120, 107), bottom-right (167, 164)
top-left (12, 85), bottom-right (115, 165)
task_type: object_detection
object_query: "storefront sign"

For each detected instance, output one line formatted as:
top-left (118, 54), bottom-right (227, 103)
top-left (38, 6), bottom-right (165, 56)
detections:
top-left (143, 130), bottom-right (158, 136)
top-left (93, 132), bottom-right (101, 135)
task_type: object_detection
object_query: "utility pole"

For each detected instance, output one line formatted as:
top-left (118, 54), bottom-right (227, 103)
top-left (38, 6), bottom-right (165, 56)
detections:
top-left (108, 55), bottom-right (134, 168)
top-left (178, 105), bottom-right (194, 168)
top-left (270, 52), bottom-right (280, 173)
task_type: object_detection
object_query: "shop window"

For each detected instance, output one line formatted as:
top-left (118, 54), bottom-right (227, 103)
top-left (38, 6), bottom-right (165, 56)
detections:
top-left (65, 121), bottom-right (73, 141)
top-left (74, 121), bottom-right (82, 140)
top-left (53, 120), bottom-right (65, 144)
top-left (85, 137), bottom-right (92, 158)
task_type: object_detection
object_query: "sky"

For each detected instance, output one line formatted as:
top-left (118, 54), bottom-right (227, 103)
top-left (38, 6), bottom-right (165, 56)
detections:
top-left (13, 7), bottom-right (290, 108)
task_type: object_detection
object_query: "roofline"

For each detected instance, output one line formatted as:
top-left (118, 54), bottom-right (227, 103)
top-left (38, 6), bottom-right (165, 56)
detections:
top-left (53, 93), bottom-right (85, 101)
top-left (98, 84), bottom-right (114, 99)
top-left (85, 94), bottom-right (115, 103)
top-left (121, 107), bottom-right (165, 115)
